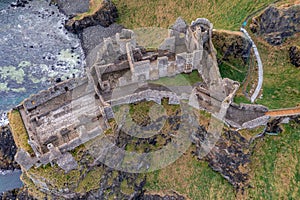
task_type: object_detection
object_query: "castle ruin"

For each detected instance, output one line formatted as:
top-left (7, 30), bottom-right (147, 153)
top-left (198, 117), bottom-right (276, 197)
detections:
top-left (13, 18), bottom-right (268, 172)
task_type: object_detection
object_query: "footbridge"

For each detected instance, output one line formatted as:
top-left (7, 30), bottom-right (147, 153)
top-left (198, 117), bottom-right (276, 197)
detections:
top-left (265, 107), bottom-right (300, 117)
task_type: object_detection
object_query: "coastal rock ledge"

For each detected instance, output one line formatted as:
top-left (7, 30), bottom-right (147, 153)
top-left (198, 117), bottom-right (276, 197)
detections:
top-left (0, 126), bottom-right (19, 171)
top-left (64, 0), bottom-right (118, 33)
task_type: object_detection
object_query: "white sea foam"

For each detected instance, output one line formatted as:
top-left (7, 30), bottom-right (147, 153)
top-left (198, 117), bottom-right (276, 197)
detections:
top-left (0, 112), bottom-right (9, 127)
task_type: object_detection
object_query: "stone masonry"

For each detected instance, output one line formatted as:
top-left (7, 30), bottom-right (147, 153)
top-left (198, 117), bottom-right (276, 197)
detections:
top-left (14, 18), bottom-right (268, 172)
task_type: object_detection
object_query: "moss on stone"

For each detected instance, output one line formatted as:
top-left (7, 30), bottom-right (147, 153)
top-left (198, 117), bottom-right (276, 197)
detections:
top-left (20, 172), bottom-right (48, 199)
top-left (106, 171), bottom-right (119, 186)
top-left (75, 166), bottom-right (105, 193)
top-left (120, 179), bottom-right (135, 195)
top-left (28, 164), bottom-right (82, 191)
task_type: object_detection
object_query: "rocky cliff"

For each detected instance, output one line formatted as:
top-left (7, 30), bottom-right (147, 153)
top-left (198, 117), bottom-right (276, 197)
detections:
top-left (0, 126), bottom-right (19, 170)
top-left (192, 126), bottom-right (251, 190)
top-left (55, 0), bottom-right (90, 17)
top-left (250, 4), bottom-right (300, 45)
top-left (64, 0), bottom-right (118, 33)
top-left (0, 188), bottom-right (34, 200)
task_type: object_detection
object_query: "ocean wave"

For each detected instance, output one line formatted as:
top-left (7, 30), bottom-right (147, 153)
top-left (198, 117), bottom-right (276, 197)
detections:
top-left (0, 112), bottom-right (9, 127)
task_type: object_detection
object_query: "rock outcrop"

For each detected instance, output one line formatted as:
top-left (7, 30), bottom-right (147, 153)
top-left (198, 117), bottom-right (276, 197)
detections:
top-left (10, 0), bottom-right (29, 8)
top-left (192, 127), bottom-right (251, 190)
top-left (143, 191), bottom-right (186, 200)
top-left (65, 0), bottom-right (118, 33)
top-left (289, 46), bottom-right (300, 67)
top-left (80, 23), bottom-right (123, 55)
top-left (55, 0), bottom-right (90, 17)
top-left (212, 30), bottom-right (252, 64)
top-left (250, 4), bottom-right (300, 45)
top-left (0, 188), bottom-right (34, 200)
top-left (0, 126), bottom-right (19, 170)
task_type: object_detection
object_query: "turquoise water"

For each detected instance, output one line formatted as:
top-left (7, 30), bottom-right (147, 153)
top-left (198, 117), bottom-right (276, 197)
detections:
top-left (0, 170), bottom-right (23, 193)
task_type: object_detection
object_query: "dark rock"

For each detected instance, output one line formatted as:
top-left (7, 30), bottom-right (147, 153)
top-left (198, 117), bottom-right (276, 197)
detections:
top-left (192, 127), bottom-right (251, 190)
top-left (55, 77), bottom-right (62, 83)
top-left (56, 0), bottom-right (90, 17)
top-left (0, 126), bottom-right (19, 170)
top-left (0, 188), bottom-right (35, 200)
top-left (64, 0), bottom-right (118, 34)
top-left (143, 191), bottom-right (186, 200)
top-left (80, 23), bottom-right (123, 55)
top-left (266, 115), bottom-right (300, 134)
top-left (266, 117), bottom-right (283, 134)
top-left (212, 30), bottom-right (252, 64)
top-left (289, 46), bottom-right (300, 67)
top-left (250, 4), bottom-right (300, 45)
top-left (11, 0), bottom-right (28, 8)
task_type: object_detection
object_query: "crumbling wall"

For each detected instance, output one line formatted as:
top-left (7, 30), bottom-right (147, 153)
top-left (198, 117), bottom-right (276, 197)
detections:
top-left (225, 103), bottom-right (268, 128)
top-left (108, 89), bottom-right (182, 108)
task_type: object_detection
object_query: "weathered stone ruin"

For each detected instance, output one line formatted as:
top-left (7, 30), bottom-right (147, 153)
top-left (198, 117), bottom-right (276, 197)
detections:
top-left (13, 18), bottom-right (268, 172)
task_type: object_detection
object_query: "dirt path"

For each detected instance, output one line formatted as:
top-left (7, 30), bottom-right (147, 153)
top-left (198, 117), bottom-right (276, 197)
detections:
top-left (266, 107), bottom-right (300, 117)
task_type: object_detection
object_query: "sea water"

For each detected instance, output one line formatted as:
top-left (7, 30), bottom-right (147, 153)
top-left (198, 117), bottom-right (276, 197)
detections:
top-left (0, 0), bottom-right (85, 126)
top-left (0, 0), bottom-right (85, 192)
top-left (0, 170), bottom-right (23, 193)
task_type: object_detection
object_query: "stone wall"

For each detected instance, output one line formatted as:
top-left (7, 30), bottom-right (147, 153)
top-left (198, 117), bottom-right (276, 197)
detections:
top-left (225, 103), bottom-right (268, 129)
top-left (23, 77), bottom-right (88, 112)
top-left (89, 18), bottom-right (221, 91)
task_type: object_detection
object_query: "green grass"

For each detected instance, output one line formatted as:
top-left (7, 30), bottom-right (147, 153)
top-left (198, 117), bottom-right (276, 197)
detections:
top-left (246, 120), bottom-right (300, 199)
top-left (151, 70), bottom-right (203, 86)
top-left (234, 94), bottom-right (251, 104)
top-left (145, 147), bottom-right (236, 200)
top-left (8, 110), bottom-right (34, 155)
top-left (145, 120), bottom-right (300, 200)
top-left (219, 61), bottom-right (248, 83)
top-left (134, 28), bottom-right (168, 49)
top-left (28, 164), bottom-right (83, 191)
top-left (76, 166), bottom-right (104, 193)
top-left (253, 34), bottom-right (300, 109)
top-left (112, 0), bottom-right (275, 30)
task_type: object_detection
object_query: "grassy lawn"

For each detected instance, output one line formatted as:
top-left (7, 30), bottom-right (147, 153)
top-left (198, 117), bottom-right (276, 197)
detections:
top-left (145, 119), bottom-right (300, 200)
top-left (218, 61), bottom-right (248, 83)
top-left (145, 146), bottom-right (236, 200)
top-left (151, 70), bottom-right (203, 86)
top-left (112, 0), bottom-right (275, 30)
top-left (253, 33), bottom-right (300, 109)
top-left (245, 120), bottom-right (300, 199)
